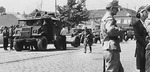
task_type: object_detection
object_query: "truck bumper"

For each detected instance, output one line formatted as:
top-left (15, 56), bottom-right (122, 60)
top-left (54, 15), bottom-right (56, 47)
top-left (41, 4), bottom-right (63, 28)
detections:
top-left (14, 38), bottom-right (37, 43)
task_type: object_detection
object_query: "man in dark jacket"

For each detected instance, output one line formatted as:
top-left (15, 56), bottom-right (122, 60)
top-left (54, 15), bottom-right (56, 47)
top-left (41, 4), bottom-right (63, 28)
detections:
top-left (132, 5), bottom-right (148, 72)
top-left (3, 27), bottom-right (9, 50)
top-left (9, 26), bottom-right (14, 50)
top-left (81, 27), bottom-right (94, 53)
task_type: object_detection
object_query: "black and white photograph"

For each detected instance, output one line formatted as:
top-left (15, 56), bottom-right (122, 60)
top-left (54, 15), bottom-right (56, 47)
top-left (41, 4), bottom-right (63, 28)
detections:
top-left (0, 0), bottom-right (150, 72)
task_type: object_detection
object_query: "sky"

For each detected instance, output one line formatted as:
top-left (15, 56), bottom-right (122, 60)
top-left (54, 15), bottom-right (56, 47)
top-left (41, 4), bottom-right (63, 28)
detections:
top-left (0, 0), bottom-right (150, 14)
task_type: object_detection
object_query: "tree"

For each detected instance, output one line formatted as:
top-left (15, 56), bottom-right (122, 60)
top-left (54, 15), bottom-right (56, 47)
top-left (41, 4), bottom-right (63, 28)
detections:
top-left (57, 0), bottom-right (90, 27)
top-left (0, 6), bottom-right (6, 15)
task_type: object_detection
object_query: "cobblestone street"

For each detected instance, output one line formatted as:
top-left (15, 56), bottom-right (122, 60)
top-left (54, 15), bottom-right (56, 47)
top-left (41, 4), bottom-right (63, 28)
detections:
top-left (0, 40), bottom-right (139, 72)
top-left (0, 44), bottom-right (103, 72)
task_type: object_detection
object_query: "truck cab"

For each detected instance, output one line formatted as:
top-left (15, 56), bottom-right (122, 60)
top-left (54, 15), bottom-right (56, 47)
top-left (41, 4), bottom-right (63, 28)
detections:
top-left (13, 17), bottom-right (62, 51)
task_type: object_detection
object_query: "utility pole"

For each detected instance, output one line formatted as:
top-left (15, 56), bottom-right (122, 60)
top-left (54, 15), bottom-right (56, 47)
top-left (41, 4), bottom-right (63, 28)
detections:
top-left (134, 6), bottom-right (136, 11)
top-left (40, 0), bottom-right (44, 11)
top-left (55, 0), bottom-right (57, 17)
top-left (126, 3), bottom-right (128, 9)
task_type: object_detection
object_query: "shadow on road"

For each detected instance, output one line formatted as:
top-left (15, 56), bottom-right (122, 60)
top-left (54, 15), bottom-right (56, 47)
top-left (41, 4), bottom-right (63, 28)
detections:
top-left (26, 45), bottom-right (84, 52)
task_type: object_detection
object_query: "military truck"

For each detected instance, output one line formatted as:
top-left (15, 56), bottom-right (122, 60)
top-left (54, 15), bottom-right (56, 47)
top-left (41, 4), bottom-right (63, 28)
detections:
top-left (13, 17), bottom-right (63, 51)
top-left (123, 26), bottom-right (135, 41)
top-left (66, 28), bottom-right (83, 47)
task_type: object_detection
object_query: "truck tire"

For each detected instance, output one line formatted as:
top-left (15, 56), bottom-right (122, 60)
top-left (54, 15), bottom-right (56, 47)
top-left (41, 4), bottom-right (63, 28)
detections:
top-left (13, 42), bottom-right (23, 51)
top-left (71, 36), bottom-right (80, 47)
top-left (37, 36), bottom-right (47, 50)
top-left (54, 40), bottom-right (61, 50)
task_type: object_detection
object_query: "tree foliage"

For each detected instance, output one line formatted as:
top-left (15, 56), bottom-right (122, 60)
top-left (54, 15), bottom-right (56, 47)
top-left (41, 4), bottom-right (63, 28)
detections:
top-left (57, 0), bottom-right (90, 27)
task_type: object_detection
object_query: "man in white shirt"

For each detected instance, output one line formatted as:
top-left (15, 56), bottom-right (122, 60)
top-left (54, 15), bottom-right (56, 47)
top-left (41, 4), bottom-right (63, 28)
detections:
top-left (60, 25), bottom-right (68, 50)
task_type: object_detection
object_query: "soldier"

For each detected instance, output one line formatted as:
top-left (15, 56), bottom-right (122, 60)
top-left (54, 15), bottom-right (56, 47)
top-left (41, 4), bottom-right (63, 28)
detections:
top-left (81, 27), bottom-right (94, 53)
top-left (101, 0), bottom-right (124, 72)
top-left (9, 26), bottom-right (14, 50)
top-left (3, 26), bottom-right (9, 50)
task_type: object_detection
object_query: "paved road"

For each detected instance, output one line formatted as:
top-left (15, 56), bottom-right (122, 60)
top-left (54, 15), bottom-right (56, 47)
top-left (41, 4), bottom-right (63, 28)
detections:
top-left (120, 40), bottom-right (139, 72)
top-left (0, 40), bottom-right (140, 72)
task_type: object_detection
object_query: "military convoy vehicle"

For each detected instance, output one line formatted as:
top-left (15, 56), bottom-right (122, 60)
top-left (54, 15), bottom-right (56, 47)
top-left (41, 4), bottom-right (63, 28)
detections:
top-left (66, 28), bottom-right (83, 47)
top-left (13, 17), bottom-right (63, 51)
top-left (123, 27), bottom-right (135, 41)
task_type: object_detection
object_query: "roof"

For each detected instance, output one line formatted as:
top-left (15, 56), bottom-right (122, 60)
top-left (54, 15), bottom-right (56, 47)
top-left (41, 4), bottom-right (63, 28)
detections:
top-left (89, 9), bottom-right (106, 18)
top-left (18, 17), bottom-right (59, 21)
top-left (89, 8), bottom-right (137, 18)
top-left (116, 8), bottom-right (137, 17)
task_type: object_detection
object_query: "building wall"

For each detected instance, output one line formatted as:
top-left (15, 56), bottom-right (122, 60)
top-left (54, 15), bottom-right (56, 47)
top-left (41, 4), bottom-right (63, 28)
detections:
top-left (115, 16), bottom-right (132, 25)
top-left (87, 15), bottom-right (138, 29)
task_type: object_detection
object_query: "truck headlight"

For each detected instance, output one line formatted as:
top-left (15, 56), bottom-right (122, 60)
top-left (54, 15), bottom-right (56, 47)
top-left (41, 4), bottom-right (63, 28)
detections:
top-left (33, 30), bottom-right (38, 33)
top-left (16, 30), bottom-right (20, 34)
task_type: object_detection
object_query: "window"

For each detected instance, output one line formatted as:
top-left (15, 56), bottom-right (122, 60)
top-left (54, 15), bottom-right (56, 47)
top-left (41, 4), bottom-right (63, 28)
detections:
top-left (121, 19), bottom-right (124, 24)
top-left (124, 20), bottom-right (128, 24)
top-left (117, 20), bottom-right (121, 23)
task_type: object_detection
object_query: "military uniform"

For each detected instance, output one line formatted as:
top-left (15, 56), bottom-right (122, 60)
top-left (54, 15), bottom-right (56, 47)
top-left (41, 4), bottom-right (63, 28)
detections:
top-left (9, 27), bottom-right (14, 50)
top-left (81, 27), bottom-right (94, 53)
top-left (101, 0), bottom-right (124, 72)
top-left (3, 28), bottom-right (9, 50)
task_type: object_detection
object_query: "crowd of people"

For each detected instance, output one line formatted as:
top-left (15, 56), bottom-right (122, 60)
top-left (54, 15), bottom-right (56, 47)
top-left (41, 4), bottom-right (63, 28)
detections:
top-left (99, 0), bottom-right (150, 72)
top-left (1, 0), bottom-right (150, 72)
top-left (1, 25), bottom-right (18, 50)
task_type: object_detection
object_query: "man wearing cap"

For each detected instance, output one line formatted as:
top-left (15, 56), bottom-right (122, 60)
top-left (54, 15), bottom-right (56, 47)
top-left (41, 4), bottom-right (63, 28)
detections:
top-left (3, 26), bottom-right (9, 50)
top-left (132, 5), bottom-right (149, 72)
top-left (101, 0), bottom-right (124, 72)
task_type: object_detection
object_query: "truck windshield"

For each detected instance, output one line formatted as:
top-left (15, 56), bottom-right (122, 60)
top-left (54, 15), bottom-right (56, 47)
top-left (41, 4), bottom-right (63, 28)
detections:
top-left (18, 20), bottom-right (43, 26)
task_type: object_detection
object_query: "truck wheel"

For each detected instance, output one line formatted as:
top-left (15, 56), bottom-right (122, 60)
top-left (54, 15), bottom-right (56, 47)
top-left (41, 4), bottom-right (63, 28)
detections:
top-left (13, 42), bottom-right (22, 51)
top-left (54, 40), bottom-right (61, 50)
top-left (71, 36), bottom-right (80, 47)
top-left (37, 36), bottom-right (47, 50)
